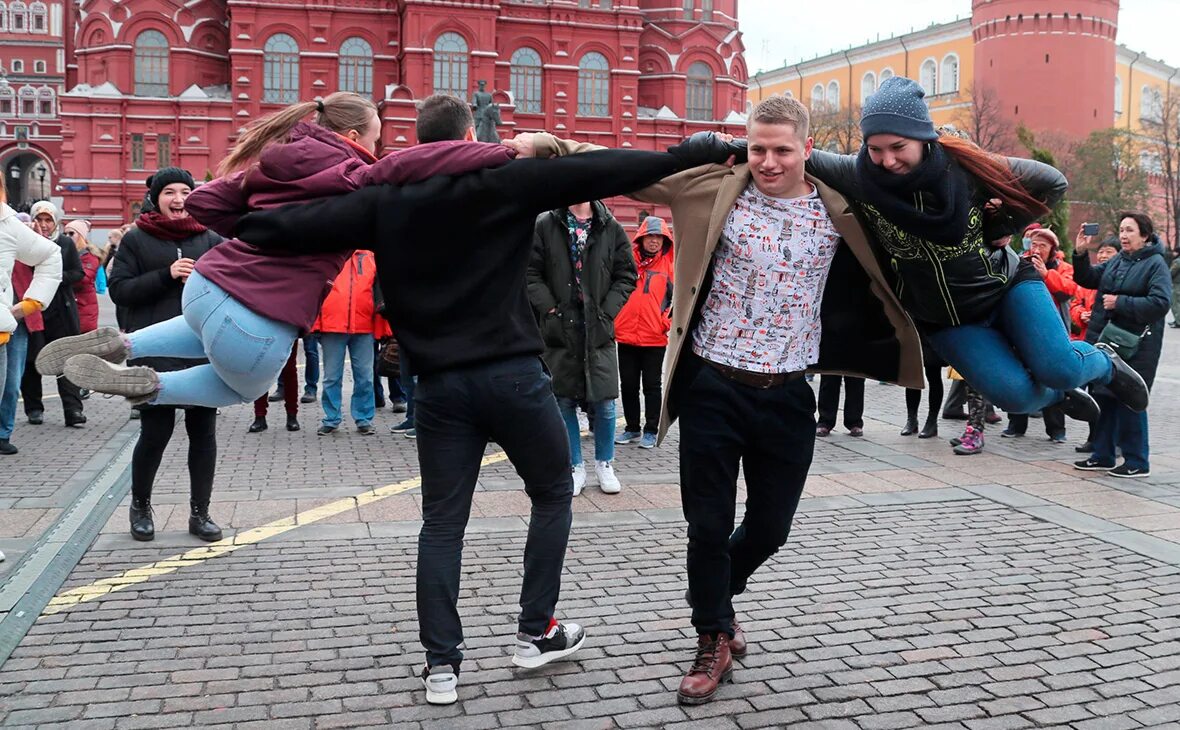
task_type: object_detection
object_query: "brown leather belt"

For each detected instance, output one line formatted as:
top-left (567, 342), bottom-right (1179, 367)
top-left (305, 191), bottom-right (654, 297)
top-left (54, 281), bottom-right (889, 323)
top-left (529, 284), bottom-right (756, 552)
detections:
top-left (703, 359), bottom-right (804, 389)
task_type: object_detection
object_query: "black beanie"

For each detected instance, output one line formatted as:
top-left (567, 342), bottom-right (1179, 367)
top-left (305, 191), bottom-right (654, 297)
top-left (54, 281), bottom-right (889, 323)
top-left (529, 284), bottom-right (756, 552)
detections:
top-left (148, 167), bottom-right (195, 208)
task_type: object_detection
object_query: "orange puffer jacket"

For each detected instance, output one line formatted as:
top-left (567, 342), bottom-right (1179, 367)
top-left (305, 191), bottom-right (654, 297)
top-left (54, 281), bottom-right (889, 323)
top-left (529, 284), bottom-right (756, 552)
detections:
top-left (614, 217), bottom-right (674, 348)
top-left (312, 250), bottom-right (381, 335)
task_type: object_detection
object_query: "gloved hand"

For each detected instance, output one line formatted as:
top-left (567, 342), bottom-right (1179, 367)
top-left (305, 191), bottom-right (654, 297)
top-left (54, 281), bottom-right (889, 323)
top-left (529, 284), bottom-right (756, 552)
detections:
top-left (11, 299), bottom-right (42, 320)
top-left (667, 132), bottom-right (747, 169)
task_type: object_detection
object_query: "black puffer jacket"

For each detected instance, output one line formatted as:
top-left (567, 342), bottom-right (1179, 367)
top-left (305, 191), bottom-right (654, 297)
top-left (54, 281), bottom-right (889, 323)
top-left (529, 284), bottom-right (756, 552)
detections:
top-left (526, 202), bottom-right (637, 401)
top-left (108, 226), bottom-right (221, 371)
top-left (807, 149), bottom-right (1068, 327)
top-left (42, 233), bottom-right (83, 340)
top-left (1076, 239), bottom-right (1172, 388)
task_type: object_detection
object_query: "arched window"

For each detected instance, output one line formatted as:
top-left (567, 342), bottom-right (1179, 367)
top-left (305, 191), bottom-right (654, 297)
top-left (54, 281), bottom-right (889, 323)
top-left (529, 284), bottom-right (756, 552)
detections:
top-left (19, 86), bottom-right (35, 116)
top-left (509, 47), bottom-right (543, 114)
top-left (0, 3), bottom-right (7, 32)
top-left (28, 0), bottom-right (44, 32)
top-left (880, 67), bottom-right (894, 83)
top-left (1141, 85), bottom-right (1163, 122)
top-left (9, 0), bottom-right (26, 31)
top-left (577, 52), bottom-right (609, 116)
top-left (860, 71), bottom-right (876, 105)
top-left (338, 37), bottom-right (372, 97)
top-left (919, 59), bottom-right (937, 96)
top-left (939, 54), bottom-right (959, 94)
top-left (810, 83), bottom-right (824, 112)
top-left (1113, 75), bottom-right (1123, 115)
top-left (36, 86), bottom-right (53, 116)
top-left (33, 59), bottom-right (45, 73)
top-left (826, 80), bottom-right (840, 112)
top-left (0, 84), bottom-right (13, 116)
top-left (432, 32), bottom-right (468, 98)
top-left (263, 33), bottom-right (300, 103)
top-left (133, 30), bottom-right (170, 96)
top-left (686, 61), bottom-right (713, 121)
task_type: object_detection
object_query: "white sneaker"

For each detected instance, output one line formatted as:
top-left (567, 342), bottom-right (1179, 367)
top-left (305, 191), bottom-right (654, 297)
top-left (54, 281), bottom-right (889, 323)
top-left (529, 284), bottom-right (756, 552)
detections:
top-left (0, 549), bottom-right (5, 562)
top-left (512, 621), bottom-right (586, 669)
top-left (596, 461), bottom-right (622, 494)
top-left (571, 463), bottom-right (586, 496)
top-left (421, 664), bottom-right (458, 705)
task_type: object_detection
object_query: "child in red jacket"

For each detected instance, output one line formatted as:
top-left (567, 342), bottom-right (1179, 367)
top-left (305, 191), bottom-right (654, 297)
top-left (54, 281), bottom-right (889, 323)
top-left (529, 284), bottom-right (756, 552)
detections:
top-left (613, 216), bottom-right (674, 449)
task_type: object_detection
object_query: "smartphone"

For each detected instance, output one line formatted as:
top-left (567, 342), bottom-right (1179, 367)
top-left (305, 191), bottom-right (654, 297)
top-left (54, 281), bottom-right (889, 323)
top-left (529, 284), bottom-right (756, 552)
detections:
top-left (1083, 222), bottom-right (1100, 236)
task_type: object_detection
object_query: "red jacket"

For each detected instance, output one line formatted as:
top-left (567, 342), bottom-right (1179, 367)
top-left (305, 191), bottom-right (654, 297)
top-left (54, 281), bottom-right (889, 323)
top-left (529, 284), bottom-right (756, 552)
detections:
top-left (1070, 286), bottom-right (1097, 341)
top-left (614, 217), bottom-right (674, 348)
top-left (11, 262), bottom-right (45, 332)
top-left (74, 250), bottom-right (101, 332)
top-left (312, 250), bottom-right (381, 335)
top-left (1041, 252), bottom-right (1076, 301)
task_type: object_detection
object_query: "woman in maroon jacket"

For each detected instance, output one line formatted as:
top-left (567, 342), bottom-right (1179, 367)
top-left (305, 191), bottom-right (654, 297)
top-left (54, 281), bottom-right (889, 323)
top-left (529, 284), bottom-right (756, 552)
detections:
top-left (37, 92), bottom-right (515, 407)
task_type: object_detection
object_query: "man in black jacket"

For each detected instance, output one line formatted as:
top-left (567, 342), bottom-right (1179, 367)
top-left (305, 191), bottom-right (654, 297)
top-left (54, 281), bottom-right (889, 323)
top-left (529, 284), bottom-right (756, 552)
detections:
top-left (234, 94), bottom-right (738, 706)
top-left (21, 200), bottom-right (85, 426)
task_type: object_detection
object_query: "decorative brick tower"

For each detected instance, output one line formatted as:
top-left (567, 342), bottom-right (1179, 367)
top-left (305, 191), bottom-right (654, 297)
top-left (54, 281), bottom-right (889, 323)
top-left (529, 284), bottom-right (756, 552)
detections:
top-left (972, 0), bottom-right (1119, 140)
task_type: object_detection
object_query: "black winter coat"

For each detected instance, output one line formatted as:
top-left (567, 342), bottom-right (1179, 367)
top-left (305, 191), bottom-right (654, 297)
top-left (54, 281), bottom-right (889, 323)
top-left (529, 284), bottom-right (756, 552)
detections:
top-left (527, 202), bottom-right (637, 401)
top-left (108, 226), bottom-right (221, 372)
top-left (1076, 239), bottom-right (1172, 388)
top-left (41, 233), bottom-right (82, 340)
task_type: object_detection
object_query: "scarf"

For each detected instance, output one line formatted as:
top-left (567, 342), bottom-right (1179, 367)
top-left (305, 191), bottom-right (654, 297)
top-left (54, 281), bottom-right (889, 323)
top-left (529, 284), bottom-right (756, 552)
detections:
top-left (565, 210), bottom-right (593, 304)
top-left (854, 142), bottom-right (971, 247)
top-left (136, 211), bottom-right (209, 241)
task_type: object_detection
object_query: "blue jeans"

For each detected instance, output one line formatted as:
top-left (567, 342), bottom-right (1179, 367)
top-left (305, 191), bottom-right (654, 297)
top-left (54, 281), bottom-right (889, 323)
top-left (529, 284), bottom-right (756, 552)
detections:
top-left (319, 333), bottom-right (376, 428)
top-left (925, 281), bottom-right (1112, 414)
top-left (1092, 393), bottom-right (1150, 470)
top-left (303, 335), bottom-right (320, 393)
top-left (0, 323), bottom-right (29, 440)
top-left (557, 397), bottom-right (616, 464)
top-left (129, 271), bottom-right (299, 407)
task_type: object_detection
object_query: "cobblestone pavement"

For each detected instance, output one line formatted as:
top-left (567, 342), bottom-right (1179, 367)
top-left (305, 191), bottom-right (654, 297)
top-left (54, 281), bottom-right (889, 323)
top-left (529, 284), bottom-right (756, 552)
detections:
top-left (1, 296), bottom-right (1179, 728)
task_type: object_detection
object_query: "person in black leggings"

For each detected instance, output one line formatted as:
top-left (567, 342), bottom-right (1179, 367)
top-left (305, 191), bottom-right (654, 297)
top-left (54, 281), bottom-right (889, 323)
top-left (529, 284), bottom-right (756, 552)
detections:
top-left (902, 342), bottom-right (944, 439)
top-left (132, 405), bottom-right (218, 538)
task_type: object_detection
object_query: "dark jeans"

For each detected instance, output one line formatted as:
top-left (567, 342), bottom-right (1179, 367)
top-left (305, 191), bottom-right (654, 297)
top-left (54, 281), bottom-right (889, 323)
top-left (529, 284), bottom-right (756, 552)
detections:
top-left (618, 343), bottom-right (664, 434)
top-left (132, 405), bottom-right (218, 506)
top-left (1006, 405), bottom-right (1066, 438)
top-left (414, 355), bottom-right (572, 667)
top-left (677, 354), bottom-right (815, 637)
top-left (926, 281), bottom-right (1112, 413)
top-left (303, 335), bottom-right (319, 393)
top-left (21, 329), bottom-right (83, 416)
top-left (817, 375), bottom-right (864, 429)
top-left (1092, 393), bottom-right (1149, 470)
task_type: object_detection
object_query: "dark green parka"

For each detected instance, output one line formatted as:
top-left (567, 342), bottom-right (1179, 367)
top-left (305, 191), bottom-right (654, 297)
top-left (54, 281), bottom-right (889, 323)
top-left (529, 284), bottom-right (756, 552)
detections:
top-left (527, 202), bottom-right (637, 401)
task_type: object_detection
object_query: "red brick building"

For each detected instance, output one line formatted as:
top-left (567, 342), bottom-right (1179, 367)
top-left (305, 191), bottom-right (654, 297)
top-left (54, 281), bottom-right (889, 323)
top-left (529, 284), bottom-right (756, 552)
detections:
top-left (0, 0), bottom-right (67, 206)
top-left (19, 0), bottom-right (748, 228)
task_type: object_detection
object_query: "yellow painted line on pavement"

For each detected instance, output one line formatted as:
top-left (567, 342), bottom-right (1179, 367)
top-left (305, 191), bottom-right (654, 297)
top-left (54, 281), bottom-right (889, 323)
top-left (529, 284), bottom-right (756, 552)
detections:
top-left (41, 449), bottom-right (513, 615)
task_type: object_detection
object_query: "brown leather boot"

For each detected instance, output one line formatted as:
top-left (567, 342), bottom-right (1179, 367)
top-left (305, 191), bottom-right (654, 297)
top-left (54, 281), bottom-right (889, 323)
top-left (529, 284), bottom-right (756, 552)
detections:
top-left (729, 619), bottom-right (747, 657)
top-left (677, 634), bottom-right (733, 705)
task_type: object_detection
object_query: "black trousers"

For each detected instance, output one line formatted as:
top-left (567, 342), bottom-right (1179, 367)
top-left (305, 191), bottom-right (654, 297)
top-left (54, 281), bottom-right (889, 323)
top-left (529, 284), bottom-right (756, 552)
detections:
top-left (816, 375), bottom-right (865, 429)
top-left (676, 354), bottom-right (815, 637)
top-left (1006, 405), bottom-right (1066, 438)
top-left (618, 343), bottom-right (665, 434)
top-left (131, 405), bottom-right (218, 506)
top-left (21, 330), bottom-right (83, 416)
top-left (414, 355), bottom-right (573, 668)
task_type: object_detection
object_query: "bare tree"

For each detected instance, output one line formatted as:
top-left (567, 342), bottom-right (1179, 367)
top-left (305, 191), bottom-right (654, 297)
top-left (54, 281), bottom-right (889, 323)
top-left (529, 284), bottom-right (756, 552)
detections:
top-left (809, 104), bottom-right (861, 155)
top-left (1141, 89), bottom-right (1180, 246)
top-left (1068, 128), bottom-right (1150, 232)
top-left (954, 83), bottom-right (1017, 154)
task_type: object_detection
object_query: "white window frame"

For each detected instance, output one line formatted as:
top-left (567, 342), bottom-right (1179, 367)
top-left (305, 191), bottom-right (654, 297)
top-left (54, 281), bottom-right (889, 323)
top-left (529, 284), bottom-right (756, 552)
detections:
top-left (919, 59), bottom-right (937, 96)
top-left (939, 53), bottom-right (959, 94)
top-left (826, 80), bottom-right (840, 113)
top-left (860, 71), bottom-right (876, 106)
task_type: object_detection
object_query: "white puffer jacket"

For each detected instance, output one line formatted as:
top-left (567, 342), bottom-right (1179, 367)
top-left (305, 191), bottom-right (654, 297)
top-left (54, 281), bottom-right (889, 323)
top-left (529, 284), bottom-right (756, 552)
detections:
top-left (0, 203), bottom-right (62, 335)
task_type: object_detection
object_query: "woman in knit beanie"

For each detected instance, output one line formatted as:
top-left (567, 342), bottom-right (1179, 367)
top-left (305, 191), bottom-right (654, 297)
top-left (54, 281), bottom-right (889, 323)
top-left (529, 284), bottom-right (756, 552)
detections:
top-left (806, 75), bottom-right (1149, 424)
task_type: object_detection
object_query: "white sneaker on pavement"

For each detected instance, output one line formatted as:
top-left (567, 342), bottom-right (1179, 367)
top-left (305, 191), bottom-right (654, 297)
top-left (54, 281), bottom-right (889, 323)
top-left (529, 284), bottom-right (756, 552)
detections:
top-left (421, 663), bottom-right (458, 705)
top-left (572, 463), bottom-right (586, 496)
top-left (596, 460), bottom-right (622, 494)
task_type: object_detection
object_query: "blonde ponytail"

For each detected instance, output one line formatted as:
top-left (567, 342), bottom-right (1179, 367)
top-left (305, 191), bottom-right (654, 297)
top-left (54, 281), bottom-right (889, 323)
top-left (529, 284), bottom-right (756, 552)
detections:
top-left (218, 92), bottom-right (379, 175)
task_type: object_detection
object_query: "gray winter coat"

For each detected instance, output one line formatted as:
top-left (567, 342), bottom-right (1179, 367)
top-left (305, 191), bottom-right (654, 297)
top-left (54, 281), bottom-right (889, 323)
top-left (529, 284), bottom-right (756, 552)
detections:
top-left (526, 202), bottom-right (637, 401)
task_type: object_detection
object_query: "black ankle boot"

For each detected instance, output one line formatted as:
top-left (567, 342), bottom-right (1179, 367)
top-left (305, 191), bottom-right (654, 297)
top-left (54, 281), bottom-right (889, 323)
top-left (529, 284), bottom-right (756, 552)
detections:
top-left (188, 503), bottom-right (223, 542)
top-left (918, 413), bottom-right (939, 439)
top-left (900, 415), bottom-right (919, 436)
top-left (129, 498), bottom-right (155, 541)
top-left (248, 416), bottom-right (267, 433)
top-left (1096, 343), bottom-right (1149, 412)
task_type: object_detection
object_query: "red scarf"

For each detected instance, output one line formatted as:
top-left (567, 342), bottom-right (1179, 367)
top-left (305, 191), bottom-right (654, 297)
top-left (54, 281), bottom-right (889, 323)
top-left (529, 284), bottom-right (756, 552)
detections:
top-left (136, 211), bottom-right (209, 241)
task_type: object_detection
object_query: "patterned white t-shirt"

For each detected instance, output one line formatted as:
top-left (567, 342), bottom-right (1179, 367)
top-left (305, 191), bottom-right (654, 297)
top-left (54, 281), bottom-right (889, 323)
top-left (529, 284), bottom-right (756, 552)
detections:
top-left (691, 182), bottom-right (841, 374)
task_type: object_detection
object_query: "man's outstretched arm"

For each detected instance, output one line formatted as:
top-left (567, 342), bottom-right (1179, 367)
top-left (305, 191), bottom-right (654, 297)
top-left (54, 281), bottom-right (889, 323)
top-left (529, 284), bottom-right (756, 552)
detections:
top-left (234, 186), bottom-right (381, 255)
